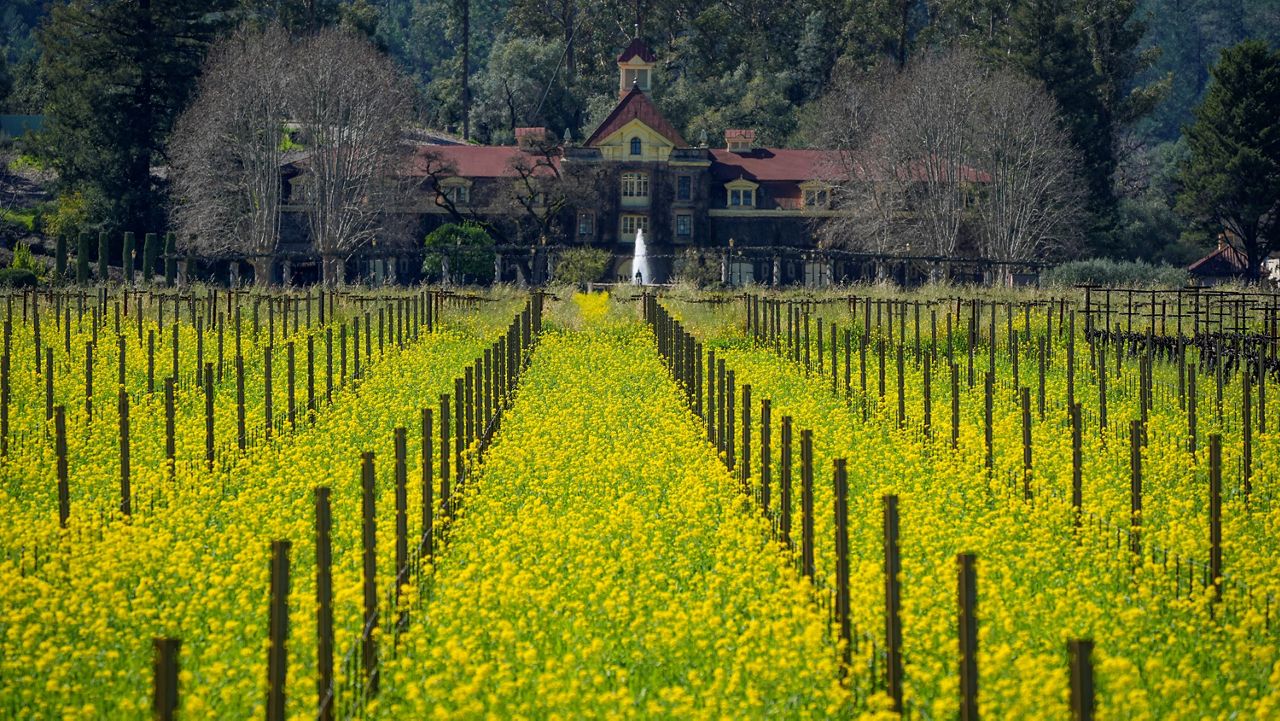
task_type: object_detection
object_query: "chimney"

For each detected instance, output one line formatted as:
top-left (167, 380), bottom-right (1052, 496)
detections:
top-left (725, 129), bottom-right (755, 152)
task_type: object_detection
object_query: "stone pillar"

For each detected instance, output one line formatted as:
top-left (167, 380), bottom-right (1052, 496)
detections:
top-left (772, 255), bottom-right (781, 287)
top-left (282, 259), bottom-right (293, 287)
top-left (229, 263), bottom-right (240, 288)
top-left (826, 258), bottom-right (835, 288)
top-left (494, 253), bottom-right (503, 284)
top-left (441, 255), bottom-right (451, 287)
top-left (720, 251), bottom-right (729, 286)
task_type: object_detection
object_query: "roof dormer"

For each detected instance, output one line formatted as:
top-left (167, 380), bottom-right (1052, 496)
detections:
top-left (726, 129), bottom-right (756, 153)
top-left (618, 38), bottom-right (656, 97)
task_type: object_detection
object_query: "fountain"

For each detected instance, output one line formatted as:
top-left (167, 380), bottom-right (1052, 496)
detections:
top-left (631, 227), bottom-right (651, 285)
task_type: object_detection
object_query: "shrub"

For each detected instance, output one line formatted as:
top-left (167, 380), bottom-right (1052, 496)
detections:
top-left (10, 242), bottom-right (46, 282)
top-left (423, 222), bottom-right (495, 285)
top-left (0, 268), bottom-right (38, 287)
top-left (672, 248), bottom-right (722, 289)
top-left (554, 247), bottom-right (611, 286)
top-left (1042, 258), bottom-right (1189, 288)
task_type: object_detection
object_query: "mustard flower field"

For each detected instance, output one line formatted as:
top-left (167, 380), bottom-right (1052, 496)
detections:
top-left (1, 285), bottom-right (1277, 720)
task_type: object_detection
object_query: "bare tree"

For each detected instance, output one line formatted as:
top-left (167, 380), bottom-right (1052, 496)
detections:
top-left (169, 25), bottom-right (291, 285)
top-left (817, 49), bottom-right (1083, 279)
top-left (815, 68), bottom-right (906, 259)
top-left (883, 50), bottom-right (986, 259)
top-left (972, 69), bottom-right (1085, 272)
top-left (288, 29), bottom-right (413, 286)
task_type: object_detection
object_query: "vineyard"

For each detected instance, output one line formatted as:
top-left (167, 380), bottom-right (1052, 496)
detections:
top-left (0, 284), bottom-right (1277, 719)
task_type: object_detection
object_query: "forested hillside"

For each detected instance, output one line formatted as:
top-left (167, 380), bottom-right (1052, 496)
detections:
top-left (2, 0), bottom-right (1278, 260)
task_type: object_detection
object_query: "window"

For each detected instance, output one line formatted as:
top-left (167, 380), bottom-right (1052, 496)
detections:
top-left (624, 68), bottom-right (649, 90)
top-left (729, 188), bottom-right (755, 207)
top-left (803, 188), bottom-right (829, 208)
top-left (621, 172), bottom-right (650, 199)
top-left (630, 137), bottom-right (642, 156)
top-left (676, 175), bottom-right (692, 201)
top-left (578, 212), bottom-right (594, 237)
top-left (441, 184), bottom-right (468, 204)
top-left (676, 213), bottom-right (692, 238)
top-left (621, 214), bottom-right (649, 235)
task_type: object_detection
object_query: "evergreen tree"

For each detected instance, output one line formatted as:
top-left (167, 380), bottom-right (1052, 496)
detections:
top-left (122, 231), bottom-right (135, 283)
top-left (142, 232), bottom-right (159, 283)
top-left (97, 231), bottom-right (109, 282)
top-left (164, 232), bottom-right (177, 286)
top-left (37, 0), bottom-right (232, 235)
top-left (54, 234), bottom-right (67, 281)
top-left (1177, 40), bottom-right (1280, 281)
top-left (1012, 0), bottom-right (1117, 252)
top-left (75, 232), bottom-right (91, 284)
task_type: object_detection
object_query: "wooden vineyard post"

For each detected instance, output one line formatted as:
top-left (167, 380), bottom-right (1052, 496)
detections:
top-left (44, 347), bottom-right (53, 423)
top-left (287, 342), bottom-right (297, 430)
top-left (55, 406), bottom-right (69, 528)
top-left (897, 346), bottom-right (906, 428)
top-left (1242, 371), bottom-right (1252, 496)
top-left (164, 378), bottom-right (175, 465)
top-left (1071, 403), bottom-right (1083, 530)
top-left (951, 362), bottom-right (960, 450)
top-left (1188, 367), bottom-right (1198, 456)
top-left (83, 340), bottom-right (91, 420)
top-left (1068, 639), bottom-right (1095, 721)
top-left (421, 409), bottom-right (434, 558)
top-left (1098, 349), bottom-right (1108, 431)
top-left (780, 416), bottom-right (793, 549)
top-left (741, 384), bottom-right (751, 493)
top-left (760, 399), bottom-right (771, 515)
top-left (153, 637), bottom-right (181, 721)
top-left (833, 459), bottom-right (852, 673)
top-left (266, 540), bottom-right (291, 721)
top-left (957, 552), bottom-right (979, 721)
top-left (147, 330), bottom-right (155, 393)
top-left (883, 495), bottom-right (903, 711)
top-left (119, 389), bottom-right (131, 516)
top-left (1130, 420), bottom-right (1143, 556)
top-left (1209, 434), bottom-right (1222, 600)
top-left (440, 395), bottom-right (451, 518)
top-left (315, 487), bottom-right (334, 721)
top-left (360, 451), bottom-right (379, 694)
top-left (236, 356), bottom-right (246, 450)
top-left (800, 429), bottom-right (815, 579)
top-left (924, 355), bottom-right (932, 439)
top-left (394, 427), bottom-right (409, 620)
top-left (204, 364), bottom-right (214, 469)
top-left (1021, 387), bottom-right (1033, 500)
top-left (264, 347), bottom-right (274, 441)
top-left (983, 372), bottom-right (994, 471)
top-left (726, 371), bottom-right (736, 472)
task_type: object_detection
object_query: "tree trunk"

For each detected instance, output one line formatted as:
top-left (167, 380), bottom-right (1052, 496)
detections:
top-left (251, 258), bottom-right (271, 287)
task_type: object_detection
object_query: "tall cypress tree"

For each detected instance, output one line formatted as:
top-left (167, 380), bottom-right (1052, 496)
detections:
top-left (164, 232), bottom-right (177, 287)
top-left (55, 234), bottom-right (68, 281)
top-left (122, 231), bottom-right (135, 283)
top-left (38, 0), bottom-right (232, 235)
top-left (1178, 40), bottom-right (1280, 281)
top-left (142, 232), bottom-right (159, 283)
top-left (76, 232), bottom-right (91, 284)
top-left (97, 231), bottom-right (109, 282)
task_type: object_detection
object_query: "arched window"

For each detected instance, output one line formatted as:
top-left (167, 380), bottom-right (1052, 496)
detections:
top-left (630, 137), bottom-right (642, 156)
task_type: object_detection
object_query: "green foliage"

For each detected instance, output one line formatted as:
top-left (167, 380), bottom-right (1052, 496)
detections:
top-left (1042, 258), bottom-right (1188, 287)
top-left (9, 242), bottom-right (44, 281)
top-left (37, 0), bottom-right (233, 234)
top-left (0, 268), bottom-right (38, 287)
top-left (142, 232), bottom-right (159, 283)
top-left (55, 233), bottom-right (67, 279)
top-left (122, 231), bottom-right (135, 281)
top-left (470, 35), bottom-right (573, 144)
top-left (41, 191), bottom-right (88, 242)
top-left (1177, 40), bottom-right (1280, 279)
top-left (75, 231), bottom-right (90, 283)
top-left (423, 222), bottom-right (494, 284)
top-left (554, 247), bottom-right (611, 286)
top-left (164, 232), bottom-right (177, 286)
top-left (97, 231), bottom-right (108, 281)
top-left (673, 249), bottom-right (723, 289)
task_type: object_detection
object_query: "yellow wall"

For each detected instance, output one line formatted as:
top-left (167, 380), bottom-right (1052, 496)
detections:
top-left (595, 119), bottom-right (675, 162)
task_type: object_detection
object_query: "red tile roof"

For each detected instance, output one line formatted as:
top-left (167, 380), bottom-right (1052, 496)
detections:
top-left (584, 86), bottom-right (687, 148)
top-left (409, 145), bottom-right (560, 178)
top-left (710, 148), bottom-right (846, 182)
top-left (710, 148), bottom-right (990, 184)
top-left (617, 38), bottom-right (657, 63)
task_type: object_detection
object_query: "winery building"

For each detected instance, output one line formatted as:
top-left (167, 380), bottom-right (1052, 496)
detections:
top-left (404, 38), bottom-right (845, 285)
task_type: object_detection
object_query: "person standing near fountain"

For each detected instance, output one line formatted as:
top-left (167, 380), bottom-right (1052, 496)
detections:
top-left (631, 227), bottom-right (650, 285)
